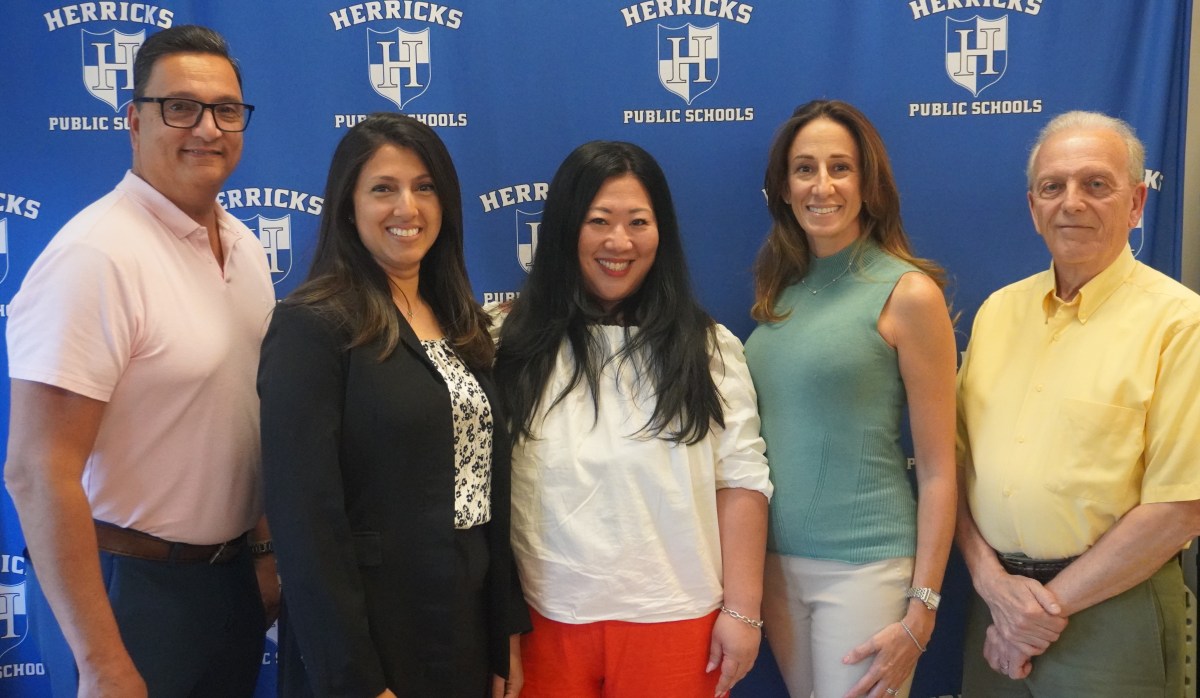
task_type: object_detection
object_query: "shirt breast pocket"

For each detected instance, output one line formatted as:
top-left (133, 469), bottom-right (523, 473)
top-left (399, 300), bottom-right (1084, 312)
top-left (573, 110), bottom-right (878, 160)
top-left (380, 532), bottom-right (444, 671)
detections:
top-left (1044, 398), bottom-right (1145, 505)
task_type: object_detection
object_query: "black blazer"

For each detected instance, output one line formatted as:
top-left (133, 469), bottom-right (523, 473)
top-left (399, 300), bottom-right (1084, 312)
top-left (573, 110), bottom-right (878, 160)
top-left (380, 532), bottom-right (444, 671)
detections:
top-left (258, 301), bottom-right (528, 697)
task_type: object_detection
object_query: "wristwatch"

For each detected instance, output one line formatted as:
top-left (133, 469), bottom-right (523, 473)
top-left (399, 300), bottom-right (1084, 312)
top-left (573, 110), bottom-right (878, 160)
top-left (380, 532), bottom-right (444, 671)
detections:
top-left (905, 586), bottom-right (941, 611)
top-left (249, 539), bottom-right (274, 556)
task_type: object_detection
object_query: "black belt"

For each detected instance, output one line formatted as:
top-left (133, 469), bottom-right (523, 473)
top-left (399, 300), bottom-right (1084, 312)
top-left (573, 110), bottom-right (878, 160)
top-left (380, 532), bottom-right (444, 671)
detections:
top-left (94, 520), bottom-right (247, 564)
top-left (996, 552), bottom-right (1078, 584)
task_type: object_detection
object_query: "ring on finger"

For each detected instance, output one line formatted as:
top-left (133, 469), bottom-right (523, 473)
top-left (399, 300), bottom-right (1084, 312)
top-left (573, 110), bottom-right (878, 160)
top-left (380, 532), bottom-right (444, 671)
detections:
top-left (885, 689), bottom-right (899, 696)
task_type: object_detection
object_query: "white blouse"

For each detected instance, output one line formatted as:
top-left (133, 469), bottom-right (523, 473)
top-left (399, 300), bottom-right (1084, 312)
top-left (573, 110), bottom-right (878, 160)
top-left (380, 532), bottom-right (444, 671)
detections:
top-left (508, 323), bottom-right (771, 623)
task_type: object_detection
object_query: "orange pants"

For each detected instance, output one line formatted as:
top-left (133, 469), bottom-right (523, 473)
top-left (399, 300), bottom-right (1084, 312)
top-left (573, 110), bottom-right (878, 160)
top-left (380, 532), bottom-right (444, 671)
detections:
top-left (521, 608), bottom-right (722, 698)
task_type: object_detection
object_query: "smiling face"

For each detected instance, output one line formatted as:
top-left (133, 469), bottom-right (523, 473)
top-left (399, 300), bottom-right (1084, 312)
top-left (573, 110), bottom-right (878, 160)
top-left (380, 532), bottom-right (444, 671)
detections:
top-left (353, 143), bottom-right (442, 281)
top-left (1027, 126), bottom-right (1147, 287)
top-left (129, 52), bottom-right (244, 221)
top-left (577, 173), bottom-right (659, 312)
top-left (783, 117), bottom-right (864, 257)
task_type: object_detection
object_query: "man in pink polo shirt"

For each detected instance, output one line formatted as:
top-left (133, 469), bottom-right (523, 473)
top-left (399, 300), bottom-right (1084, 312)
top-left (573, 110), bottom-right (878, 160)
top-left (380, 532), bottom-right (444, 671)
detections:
top-left (5, 25), bottom-right (277, 698)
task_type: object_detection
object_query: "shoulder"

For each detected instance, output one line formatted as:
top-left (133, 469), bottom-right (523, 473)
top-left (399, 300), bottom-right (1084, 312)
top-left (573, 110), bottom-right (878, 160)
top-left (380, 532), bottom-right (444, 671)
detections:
top-left (1127, 263), bottom-right (1200, 321)
top-left (267, 301), bottom-right (346, 345)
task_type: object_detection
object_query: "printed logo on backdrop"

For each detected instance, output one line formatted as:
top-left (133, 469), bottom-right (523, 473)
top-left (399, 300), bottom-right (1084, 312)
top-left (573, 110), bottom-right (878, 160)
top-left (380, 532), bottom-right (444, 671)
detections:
top-left (327, 3), bottom-right (466, 129)
top-left (243, 215), bottom-right (293, 285)
top-left (0, 552), bottom-right (45, 679)
top-left (945, 16), bottom-right (1006, 97)
top-left (515, 209), bottom-right (541, 273)
top-left (619, 1), bottom-right (755, 126)
top-left (367, 27), bottom-right (430, 110)
top-left (906, 3), bottom-right (1043, 119)
top-left (657, 24), bottom-right (719, 105)
top-left (218, 187), bottom-right (323, 289)
top-left (0, 220), bottom-right (9, 287)
top-left (43, 6), bottom-right (173, 132)
top-left (82, 29), bottom-right (143, 111)
top-left (478, 181), bottom-right (548, 303)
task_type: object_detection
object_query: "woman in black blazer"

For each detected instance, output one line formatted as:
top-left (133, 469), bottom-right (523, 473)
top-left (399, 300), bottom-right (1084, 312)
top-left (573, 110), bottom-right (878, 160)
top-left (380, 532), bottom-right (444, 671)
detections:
top-left (258, 112), bottom-right (528, 698)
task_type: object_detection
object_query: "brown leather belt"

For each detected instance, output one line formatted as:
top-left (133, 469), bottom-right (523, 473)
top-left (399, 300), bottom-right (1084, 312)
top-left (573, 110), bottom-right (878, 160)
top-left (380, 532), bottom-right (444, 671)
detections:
top-left (94, 520), bottom-right (247, 564)
top-left (997, 552), bottom-right (1078, 584)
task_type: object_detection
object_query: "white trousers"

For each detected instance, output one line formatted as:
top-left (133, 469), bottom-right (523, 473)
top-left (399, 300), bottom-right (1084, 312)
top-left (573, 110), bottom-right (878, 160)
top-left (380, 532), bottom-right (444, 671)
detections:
top-left (762, 553), bottom-right (915, 698)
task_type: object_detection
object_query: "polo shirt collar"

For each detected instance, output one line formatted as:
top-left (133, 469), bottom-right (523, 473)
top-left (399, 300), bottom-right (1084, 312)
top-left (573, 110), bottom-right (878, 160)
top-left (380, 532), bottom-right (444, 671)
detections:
top-left (116, 170), bottom-right (209, 240)
top-left (1042, 245), bottom-right (1136, 322)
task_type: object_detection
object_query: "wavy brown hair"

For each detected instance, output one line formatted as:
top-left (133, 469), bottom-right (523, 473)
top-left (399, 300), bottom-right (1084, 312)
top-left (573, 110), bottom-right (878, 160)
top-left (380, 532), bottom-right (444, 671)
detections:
top-left (752, 99), bottom-right (946, 323)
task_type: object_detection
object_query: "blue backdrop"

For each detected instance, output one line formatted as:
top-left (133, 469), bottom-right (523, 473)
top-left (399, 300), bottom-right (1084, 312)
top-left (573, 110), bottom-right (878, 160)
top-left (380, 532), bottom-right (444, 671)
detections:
top-left (0, 1), bottom-right (1191, 695)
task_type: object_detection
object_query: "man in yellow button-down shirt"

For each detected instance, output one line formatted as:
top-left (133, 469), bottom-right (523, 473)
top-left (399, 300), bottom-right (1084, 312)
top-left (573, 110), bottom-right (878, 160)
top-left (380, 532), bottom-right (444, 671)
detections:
top-left (955, 111), bottom-right (1200, 697)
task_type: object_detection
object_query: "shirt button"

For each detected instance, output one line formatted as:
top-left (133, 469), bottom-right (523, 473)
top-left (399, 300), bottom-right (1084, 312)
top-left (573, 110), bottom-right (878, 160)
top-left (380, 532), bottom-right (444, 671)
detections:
top-left (1035, 384), bottom-right (1044, 392)
top-left (1003, 486), bottom-right (1013, 497)
top-left (1017, 436), bottom-right (1026, 443)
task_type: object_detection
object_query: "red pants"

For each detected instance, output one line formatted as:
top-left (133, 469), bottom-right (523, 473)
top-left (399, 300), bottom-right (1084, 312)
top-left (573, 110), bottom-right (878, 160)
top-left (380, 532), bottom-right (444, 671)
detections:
top-left (521, 608), bottom-right (722, 698)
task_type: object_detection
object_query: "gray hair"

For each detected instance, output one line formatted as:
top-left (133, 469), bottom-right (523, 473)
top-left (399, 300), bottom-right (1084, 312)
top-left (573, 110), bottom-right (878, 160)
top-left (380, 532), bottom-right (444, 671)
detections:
top-left (1026, 111), bottom-right (1145, 189)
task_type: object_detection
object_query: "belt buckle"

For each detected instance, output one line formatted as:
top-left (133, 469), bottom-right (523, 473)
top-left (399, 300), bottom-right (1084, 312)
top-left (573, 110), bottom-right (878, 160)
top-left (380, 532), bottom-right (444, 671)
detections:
top-left (208, 542), bottom-right (228, 564)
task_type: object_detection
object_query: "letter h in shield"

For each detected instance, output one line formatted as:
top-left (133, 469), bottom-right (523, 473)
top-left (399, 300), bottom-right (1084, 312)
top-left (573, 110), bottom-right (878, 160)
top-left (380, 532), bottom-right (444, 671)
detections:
top-left (945, 16), bottom-right (1007, 97)
top-left (658, 24), bottom-right (719, 105)
top-left (368, 28), bottom-right (431, 109)
top-left (82, 29), bottom-right (144, 111)
top-left (247, 214), bottom-right (293, 285)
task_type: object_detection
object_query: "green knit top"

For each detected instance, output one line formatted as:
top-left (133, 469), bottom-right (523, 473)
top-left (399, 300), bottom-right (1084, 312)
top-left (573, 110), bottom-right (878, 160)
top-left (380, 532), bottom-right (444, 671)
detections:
top-left (745, 239), bottom-right (918, 563)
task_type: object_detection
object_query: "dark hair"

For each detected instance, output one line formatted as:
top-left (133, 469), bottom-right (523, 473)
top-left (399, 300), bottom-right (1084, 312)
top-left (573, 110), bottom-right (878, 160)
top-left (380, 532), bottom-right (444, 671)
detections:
top-left (495, 141), bottom-right (722, 444)
top-left (286, 112), bottom-right (493, 369)
top-left (133, 25), bottom-right (243, 98)
top-left (753, 99), bottom-right (946, 322)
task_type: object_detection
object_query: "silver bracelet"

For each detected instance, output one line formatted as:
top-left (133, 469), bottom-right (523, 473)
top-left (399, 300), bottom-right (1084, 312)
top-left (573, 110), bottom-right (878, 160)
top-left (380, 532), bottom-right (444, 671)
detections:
top-left (900, 620), bottom-right (927, 653)
top-left (719, 605), bottom-right (764, 629)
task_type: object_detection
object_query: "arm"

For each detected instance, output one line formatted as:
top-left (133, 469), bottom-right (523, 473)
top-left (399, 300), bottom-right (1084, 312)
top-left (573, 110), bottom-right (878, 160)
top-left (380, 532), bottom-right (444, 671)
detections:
top-left (1048, 499), bottom-right (1200, 616)
top-left (4, 379), bottom-right (147, 698)
top-left (258, 304), bottom-right (387, 696)
top-left (843, 272), bottom-right (957, 697)
top-left (708, 487), bottom-right (769, 696)
top-left (704, 326), bottom-right (771, 696)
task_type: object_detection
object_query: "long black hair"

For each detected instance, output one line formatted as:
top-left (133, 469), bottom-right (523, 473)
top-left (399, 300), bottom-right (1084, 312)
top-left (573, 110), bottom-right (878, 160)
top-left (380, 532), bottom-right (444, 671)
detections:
top-left (495, 141), bottom-right (722, 444)
top-left (286, 112), bottom-right (493, 370)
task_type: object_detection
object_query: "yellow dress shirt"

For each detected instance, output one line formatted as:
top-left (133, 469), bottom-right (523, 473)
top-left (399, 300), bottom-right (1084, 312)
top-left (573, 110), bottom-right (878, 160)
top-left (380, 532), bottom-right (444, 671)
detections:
top-left (957, 246), bottom-right (1200, 559)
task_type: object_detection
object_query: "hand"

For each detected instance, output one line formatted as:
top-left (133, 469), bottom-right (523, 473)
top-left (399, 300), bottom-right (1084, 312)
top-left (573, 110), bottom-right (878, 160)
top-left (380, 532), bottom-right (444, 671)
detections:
top-left (840, 621), bottom-right (923, 698)
top-left (983, 624), bottom-right (1032, 680)
top-left (254, 553), bottom-right (281, 628)
top-left (978, 572), bottom-right (1066, 655)
top-left (492, 634), bottom-right (523, 697)
top-left (78, 660), bottom-right (147, 698)
top-left (706, 612), bottom-right (761, 697)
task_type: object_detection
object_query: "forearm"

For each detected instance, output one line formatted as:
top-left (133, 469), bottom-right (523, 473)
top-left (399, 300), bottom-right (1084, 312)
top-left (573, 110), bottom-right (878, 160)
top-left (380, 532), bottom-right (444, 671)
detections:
top-left (8, 474), bottom-right (133, 672)
top-left (716, 487), bottom-right (768, 616)
top-left (1048, 499), bottom-right (1200, 616)
top-left (905, 469), bottom-right (956, 637)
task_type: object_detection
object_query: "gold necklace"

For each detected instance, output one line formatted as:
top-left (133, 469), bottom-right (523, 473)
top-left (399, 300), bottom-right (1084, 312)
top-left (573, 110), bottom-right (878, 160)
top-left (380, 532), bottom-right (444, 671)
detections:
top-left (388, 279), bottom-right (415, 319)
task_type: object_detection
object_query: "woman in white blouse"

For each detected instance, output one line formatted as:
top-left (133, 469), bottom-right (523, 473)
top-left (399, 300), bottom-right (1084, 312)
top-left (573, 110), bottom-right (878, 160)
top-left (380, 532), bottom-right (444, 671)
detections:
top-left (493, 141), bottom-right (772, 698)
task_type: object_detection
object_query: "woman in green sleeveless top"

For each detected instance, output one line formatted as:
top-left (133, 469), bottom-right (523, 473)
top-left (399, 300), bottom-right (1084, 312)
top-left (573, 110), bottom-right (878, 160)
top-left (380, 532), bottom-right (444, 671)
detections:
top-left (744, 100), bottom-right (957, 698)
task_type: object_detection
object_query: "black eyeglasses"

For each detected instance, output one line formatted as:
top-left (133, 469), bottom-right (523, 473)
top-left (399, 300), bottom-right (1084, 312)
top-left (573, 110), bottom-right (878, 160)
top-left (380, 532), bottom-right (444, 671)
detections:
top-left (133, 97), bottom-right (255, 132)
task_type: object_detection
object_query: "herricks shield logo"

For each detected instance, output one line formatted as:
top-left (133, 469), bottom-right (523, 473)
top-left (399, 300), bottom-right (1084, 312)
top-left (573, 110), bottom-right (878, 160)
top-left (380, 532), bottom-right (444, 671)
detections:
top-left (0, 219), bottom-right (9, 286)
top-left (368, 27), bottom-right (431, 109)
top-left (657, 24), bottom-right (719, 105)
top-left (0, 581), bottom-right (28, 660)
top-left (945, 16), bottom-right (1007, 97)
top-left (245, 214), bottom-right (293, 285)
top-left (516, 209), bottom-right (541, 273)
top-left (82, 29), bottom-right (144, 111)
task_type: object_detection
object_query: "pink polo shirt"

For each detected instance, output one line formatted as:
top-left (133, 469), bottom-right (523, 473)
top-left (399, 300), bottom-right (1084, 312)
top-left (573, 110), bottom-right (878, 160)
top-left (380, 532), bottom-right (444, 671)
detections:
top-left (8, 172), bottom-right (276, 544)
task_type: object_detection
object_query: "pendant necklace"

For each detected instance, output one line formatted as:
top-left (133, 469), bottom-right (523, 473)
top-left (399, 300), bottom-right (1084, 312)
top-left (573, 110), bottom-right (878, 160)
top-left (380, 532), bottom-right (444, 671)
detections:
top-left (389, 279), bottom-right (415, 319)
top-left (799, 257), bottom-right (853, 295)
